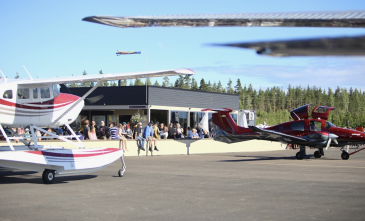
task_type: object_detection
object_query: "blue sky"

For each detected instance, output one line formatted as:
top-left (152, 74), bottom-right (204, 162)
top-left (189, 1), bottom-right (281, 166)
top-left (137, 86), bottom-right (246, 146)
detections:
top-left (1, 0), bottom-right (365, 91)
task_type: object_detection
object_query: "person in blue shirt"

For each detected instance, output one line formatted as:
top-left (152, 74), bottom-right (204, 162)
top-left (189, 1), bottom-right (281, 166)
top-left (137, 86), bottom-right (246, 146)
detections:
top-left (143, 121), bottom-right (158, 151)
top-left (187, 127), bottom-right (193, 139)
top-left (192, 129), bottom-right (200, 139)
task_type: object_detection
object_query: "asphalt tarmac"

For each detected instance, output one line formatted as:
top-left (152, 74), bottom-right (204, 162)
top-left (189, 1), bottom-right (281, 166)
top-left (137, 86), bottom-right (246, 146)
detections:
top-left (1, 148), bottom-right (365, 221)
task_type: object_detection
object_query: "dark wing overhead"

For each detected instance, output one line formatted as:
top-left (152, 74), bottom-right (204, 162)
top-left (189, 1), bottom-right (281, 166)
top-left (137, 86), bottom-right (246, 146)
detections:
top-left (214, 35), bottom-right (365, 56)
top-left (82, 10), bottom-right (365, 56)
top-left (82, 10), bottom-right (365, 28)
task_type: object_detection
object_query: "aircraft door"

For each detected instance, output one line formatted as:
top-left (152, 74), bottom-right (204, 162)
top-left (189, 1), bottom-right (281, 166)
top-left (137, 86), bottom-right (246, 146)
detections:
top-left (15, 86), bottom-right (32, 126)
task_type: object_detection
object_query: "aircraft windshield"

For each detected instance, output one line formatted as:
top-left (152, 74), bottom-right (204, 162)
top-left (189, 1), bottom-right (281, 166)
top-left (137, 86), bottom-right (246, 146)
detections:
top-left (325, 121), bottom-right (335, 130)
top-left (53, 84), bottom-right (60, 98)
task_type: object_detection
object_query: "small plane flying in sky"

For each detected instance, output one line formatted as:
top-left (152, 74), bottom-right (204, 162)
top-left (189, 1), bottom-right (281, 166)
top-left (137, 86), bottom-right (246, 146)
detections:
top-left (208, 104), bottom-right (365, 160)
top-left (116, 50), bottom-right (141, 56)
top-left (0, 67), bottom-right (194, 183)
top-left (83, 10), bottom-right (365, 56)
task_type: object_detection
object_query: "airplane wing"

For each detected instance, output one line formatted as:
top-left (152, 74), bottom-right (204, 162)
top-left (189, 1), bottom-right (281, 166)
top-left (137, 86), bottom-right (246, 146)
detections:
top-left (214, 35), bottom-right (365, 56)
top-left (82, 10), bottom-right (365, 28)
top-left (248, 126), bottom-right (307, 143)
top-left (82, 10), bottom-right (365, 56)
top-left (8, 69), bottom-right (194, 85)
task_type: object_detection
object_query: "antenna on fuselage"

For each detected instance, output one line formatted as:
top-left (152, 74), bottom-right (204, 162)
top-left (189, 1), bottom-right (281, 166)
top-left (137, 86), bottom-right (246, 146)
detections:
top-left (23, 65), bottom-right (33, 81)
top-left (0, 70), bottom-right (7, 82)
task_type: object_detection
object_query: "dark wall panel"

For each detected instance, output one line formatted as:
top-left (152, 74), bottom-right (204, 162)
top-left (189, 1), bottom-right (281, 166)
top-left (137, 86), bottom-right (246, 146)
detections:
top-left (61, 86), bottom-right (147, 105)
top-left (149, 87), bottom-right (239, 110)
top-left (61, 86), bottom-right (239, 109)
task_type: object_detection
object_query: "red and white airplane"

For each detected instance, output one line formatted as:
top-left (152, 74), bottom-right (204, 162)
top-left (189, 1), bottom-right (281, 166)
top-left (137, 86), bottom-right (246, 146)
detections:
top-left (0, 67), bottom-right (194, 183)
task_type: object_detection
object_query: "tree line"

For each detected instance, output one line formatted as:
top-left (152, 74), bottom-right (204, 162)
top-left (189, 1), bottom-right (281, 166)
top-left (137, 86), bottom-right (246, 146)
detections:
top-left (67, 71), bottom-right (365, 128)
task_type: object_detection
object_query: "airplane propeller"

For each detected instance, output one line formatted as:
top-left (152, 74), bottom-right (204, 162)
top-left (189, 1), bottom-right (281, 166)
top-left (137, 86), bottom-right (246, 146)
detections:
top-left (326, 133), bottom-right (339, 150)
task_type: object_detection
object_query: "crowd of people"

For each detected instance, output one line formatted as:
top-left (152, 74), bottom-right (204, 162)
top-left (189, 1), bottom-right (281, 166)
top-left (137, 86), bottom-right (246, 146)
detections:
top-left (1, 120), bottom-right (211, 152)
top-left (80, 120), bottom-right (211, 151)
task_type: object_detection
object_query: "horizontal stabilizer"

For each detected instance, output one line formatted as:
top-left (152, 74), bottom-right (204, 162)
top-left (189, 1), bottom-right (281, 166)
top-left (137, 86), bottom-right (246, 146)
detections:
top-left (201, 108), bottom-right (232, 112)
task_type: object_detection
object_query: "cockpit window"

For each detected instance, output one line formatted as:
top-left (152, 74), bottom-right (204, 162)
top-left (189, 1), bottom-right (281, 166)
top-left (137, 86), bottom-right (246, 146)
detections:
top-left (325, 122), bottom-right (335, 130)
top-left (17, 88), bottom-right (30, 99)
top-left (313, 107), bottom-right (327, 113)
top-left (310, 121), bottom-right (322, 131)
top-left (290, 121), bottom-right (304, 131)
top-left (52, 84), bottom-right (60, 98)
top-left (3, 90), bottom-right (12, 99)
top-left (40, 87), bottom-right (50, 99)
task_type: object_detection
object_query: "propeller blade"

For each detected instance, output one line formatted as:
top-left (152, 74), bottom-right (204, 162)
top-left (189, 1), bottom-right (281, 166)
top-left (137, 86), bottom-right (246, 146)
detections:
top-left (326, 138), bottom-right (332, 150)
top-left (333, 139), bottom-right (339, 145)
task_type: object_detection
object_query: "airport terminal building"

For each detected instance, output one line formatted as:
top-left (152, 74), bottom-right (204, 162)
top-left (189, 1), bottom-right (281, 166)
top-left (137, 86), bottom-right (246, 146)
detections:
top-left (61, 86), bottom-right (240, 132)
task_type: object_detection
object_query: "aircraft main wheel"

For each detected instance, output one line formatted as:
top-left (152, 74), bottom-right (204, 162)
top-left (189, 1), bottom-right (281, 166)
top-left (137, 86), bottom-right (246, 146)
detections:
top-left (314, 151), bottom-right (321, 158)
top-left (296, 152), bottom-right (303, 160)
top-left (341, 151), bottom-right (350, 160)
top-left (42, 169), bottom-right (55, 184)
top-left (118, 169), bottom-right (124, 177)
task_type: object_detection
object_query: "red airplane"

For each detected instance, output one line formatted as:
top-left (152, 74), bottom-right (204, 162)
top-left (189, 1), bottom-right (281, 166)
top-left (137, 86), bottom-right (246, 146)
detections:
top-left (209, 104), bottom-right (365, 160)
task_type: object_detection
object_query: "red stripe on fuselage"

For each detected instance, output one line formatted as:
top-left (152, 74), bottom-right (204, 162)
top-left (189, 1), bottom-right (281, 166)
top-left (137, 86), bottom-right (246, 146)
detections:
top-left (27, 148), bottom-right (120, 158)
top-left (0, 93), bottom-right (79, 110)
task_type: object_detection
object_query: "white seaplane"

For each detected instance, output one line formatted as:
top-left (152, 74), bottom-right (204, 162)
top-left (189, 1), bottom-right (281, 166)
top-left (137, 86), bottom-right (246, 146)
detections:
top-left (0, 66), bottom-right (194, 183)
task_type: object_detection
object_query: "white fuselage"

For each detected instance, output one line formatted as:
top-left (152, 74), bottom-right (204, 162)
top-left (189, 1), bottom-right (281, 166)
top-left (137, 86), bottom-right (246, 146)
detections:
top-left (0, 82), bottom-right (83, 128)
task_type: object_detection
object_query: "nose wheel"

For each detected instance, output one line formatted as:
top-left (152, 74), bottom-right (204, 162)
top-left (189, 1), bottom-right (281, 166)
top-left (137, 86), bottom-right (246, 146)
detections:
top-left (118, 155), bottom-right (126, 177)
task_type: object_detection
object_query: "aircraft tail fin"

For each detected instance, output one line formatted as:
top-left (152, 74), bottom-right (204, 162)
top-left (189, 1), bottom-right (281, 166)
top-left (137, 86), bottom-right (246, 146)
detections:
top-left (206, 108), bottom-right (256, 144)
top-left (208, 108), bottom-right (240, 134)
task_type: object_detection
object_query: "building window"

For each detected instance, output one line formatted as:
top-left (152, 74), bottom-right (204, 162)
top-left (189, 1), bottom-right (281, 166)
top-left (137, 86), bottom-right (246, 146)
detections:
top-left (92, 116), bottom-right (106, 127)
top-left (107, 115), bottom-right (119, 127)
top-left (151, 110), bottom-right (168, 125)
top-left (171, 111), bottom-right (188, 132)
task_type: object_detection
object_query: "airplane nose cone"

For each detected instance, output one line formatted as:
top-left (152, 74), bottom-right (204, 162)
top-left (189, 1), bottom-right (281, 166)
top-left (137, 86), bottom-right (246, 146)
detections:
top-left (329, 133), bottom-right (338, 139)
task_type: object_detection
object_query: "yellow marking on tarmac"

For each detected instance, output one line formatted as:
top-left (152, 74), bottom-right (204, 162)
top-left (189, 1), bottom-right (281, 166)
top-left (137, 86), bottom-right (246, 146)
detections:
top-left (250, 162), bottom-right (365, 169)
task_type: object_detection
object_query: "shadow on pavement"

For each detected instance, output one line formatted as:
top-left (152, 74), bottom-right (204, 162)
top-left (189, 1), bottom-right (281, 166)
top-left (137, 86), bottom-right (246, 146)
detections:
top-left (219, 155), bottom-right (297, 162)
top-left (0, 171), bottom-right (97, 184)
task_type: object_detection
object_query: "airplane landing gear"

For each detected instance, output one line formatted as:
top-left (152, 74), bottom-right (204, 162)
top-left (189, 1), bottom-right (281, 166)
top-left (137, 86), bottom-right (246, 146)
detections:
top-left (296, 145), bottom-right (307, 160)
top-left (118, 168), bottom-right (125, 177)
top-left (118, 155), bottom-right (126, 177)
top-left (341, 151), bottom-right (350, 160)
top-left (42, 169), bottom-right (56, 184)
top-left (314, 151), bottom-right (321, 158)
top-left (296, 152), bottom-right (303, 160)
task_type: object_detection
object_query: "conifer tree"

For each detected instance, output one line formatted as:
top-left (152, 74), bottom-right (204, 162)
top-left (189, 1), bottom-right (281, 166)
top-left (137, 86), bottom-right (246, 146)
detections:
top-left (154, 80), bottom-right (161, 86)
top-left (191, 77), bottom-right (199, 90)
top-left (199, 78), bottom-right (208, 91)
